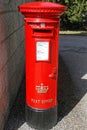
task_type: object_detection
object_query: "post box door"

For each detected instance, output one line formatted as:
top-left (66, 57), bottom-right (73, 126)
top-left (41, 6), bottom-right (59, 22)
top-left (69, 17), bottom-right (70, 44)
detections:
top-left (34, 38), bottom-right (58, 109)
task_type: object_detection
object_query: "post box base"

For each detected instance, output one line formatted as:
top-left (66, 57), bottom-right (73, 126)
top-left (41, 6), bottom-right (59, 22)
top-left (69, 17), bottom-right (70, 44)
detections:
top-left (26, 105), bottom-right (57, 130)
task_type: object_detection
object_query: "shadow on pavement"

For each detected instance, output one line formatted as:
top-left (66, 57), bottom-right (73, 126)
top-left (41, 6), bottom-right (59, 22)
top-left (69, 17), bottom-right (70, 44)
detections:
top-left (58, 55), bottom-right (87, 121)
top-left (58, 55), bottom-right (75, 121)
top-left (58, 35), bottom-right (87, 122)
top-left (4, 55), bottom-right (87, 129)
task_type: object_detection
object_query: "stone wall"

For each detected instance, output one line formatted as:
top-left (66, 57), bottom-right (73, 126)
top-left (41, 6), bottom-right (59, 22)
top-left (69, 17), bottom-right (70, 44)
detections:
top-left (0, 0), bottom-right (33, 129)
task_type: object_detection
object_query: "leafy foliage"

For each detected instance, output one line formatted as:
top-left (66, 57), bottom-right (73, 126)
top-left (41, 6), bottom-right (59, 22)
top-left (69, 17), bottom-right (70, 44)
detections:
top-left (40, 0), bottom-right (87, 30)
top-left (64, 0), bottom-right (87, 30)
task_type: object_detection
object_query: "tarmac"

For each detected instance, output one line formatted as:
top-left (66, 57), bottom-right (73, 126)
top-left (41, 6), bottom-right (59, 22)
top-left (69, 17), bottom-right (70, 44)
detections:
top-left (5, 35), bottom-right (87, 130)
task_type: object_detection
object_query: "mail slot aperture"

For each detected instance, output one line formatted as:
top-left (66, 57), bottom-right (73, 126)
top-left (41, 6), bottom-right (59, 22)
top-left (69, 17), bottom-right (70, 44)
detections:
top-left (33, 28), bottom-right (54, 37)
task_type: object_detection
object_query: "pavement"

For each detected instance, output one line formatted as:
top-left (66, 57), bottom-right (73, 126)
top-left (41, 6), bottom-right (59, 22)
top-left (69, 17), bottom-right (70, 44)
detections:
top-left (4, 35), bottom-right (87, 130)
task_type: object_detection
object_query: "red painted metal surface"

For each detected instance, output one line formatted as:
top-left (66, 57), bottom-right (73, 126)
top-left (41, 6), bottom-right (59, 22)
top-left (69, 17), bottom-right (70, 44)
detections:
top-left (18, 2), bottom-right (66, 109)
top-left (18, 2), bottom-right (67, 18)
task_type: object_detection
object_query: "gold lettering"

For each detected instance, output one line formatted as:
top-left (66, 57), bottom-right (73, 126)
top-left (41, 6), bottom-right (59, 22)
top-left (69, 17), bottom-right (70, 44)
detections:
top-left (31, 98), bottom-right (53, 104)
top-left (42, 99), bottom-right (53, 104)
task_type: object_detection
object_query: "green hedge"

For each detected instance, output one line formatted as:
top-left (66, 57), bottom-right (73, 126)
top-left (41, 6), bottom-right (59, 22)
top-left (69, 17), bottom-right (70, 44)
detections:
top-left (43, 0), bottom-right (87, 30)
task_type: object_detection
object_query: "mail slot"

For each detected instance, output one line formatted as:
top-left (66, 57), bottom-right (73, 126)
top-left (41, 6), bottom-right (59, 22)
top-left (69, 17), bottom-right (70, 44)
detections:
top-left (18, 1), bottom-right (66, 130)
top-left (33, 28), bottom-right (54, 37)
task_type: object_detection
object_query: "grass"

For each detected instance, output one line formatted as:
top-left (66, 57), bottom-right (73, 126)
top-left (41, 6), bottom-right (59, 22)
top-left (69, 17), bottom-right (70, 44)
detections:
top-left (60, 31), bottom-right (87, 35)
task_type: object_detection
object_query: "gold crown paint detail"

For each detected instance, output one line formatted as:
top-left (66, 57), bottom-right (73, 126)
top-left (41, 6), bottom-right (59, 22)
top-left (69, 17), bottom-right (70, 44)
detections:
top-left (36, 83), bottom-right (49, 94)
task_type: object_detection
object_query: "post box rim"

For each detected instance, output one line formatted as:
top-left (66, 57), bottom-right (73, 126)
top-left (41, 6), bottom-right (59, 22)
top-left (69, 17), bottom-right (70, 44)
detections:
top-left (18, 2), bottom-right (67, 17)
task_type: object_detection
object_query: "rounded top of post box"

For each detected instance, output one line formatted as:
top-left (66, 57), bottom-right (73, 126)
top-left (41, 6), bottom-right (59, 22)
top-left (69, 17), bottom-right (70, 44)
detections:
top-left (18, 2), bottom-right (67, 18)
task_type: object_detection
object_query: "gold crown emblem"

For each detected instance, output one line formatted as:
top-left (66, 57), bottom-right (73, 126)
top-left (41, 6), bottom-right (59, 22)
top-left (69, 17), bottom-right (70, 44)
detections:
top-left (36, 83), bottom-right (49, 94)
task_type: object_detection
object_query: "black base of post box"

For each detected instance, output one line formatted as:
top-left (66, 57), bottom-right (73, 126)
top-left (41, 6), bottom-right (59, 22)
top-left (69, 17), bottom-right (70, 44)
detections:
top-left (26, 105), bottom-right (57, 130)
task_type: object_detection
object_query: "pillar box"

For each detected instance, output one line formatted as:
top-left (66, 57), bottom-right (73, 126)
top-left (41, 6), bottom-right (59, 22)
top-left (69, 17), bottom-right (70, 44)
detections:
top-left (18, 2), bottom-right (66, 130)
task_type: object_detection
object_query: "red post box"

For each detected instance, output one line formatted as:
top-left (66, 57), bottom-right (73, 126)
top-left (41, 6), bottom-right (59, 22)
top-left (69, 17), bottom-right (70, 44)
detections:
top-left (18, 2), bottom-right (66, 130)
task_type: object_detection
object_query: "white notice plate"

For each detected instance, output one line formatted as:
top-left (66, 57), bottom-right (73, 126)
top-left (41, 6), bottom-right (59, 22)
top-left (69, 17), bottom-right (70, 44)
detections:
top-left (36, 41), bottom-right (49, 61)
